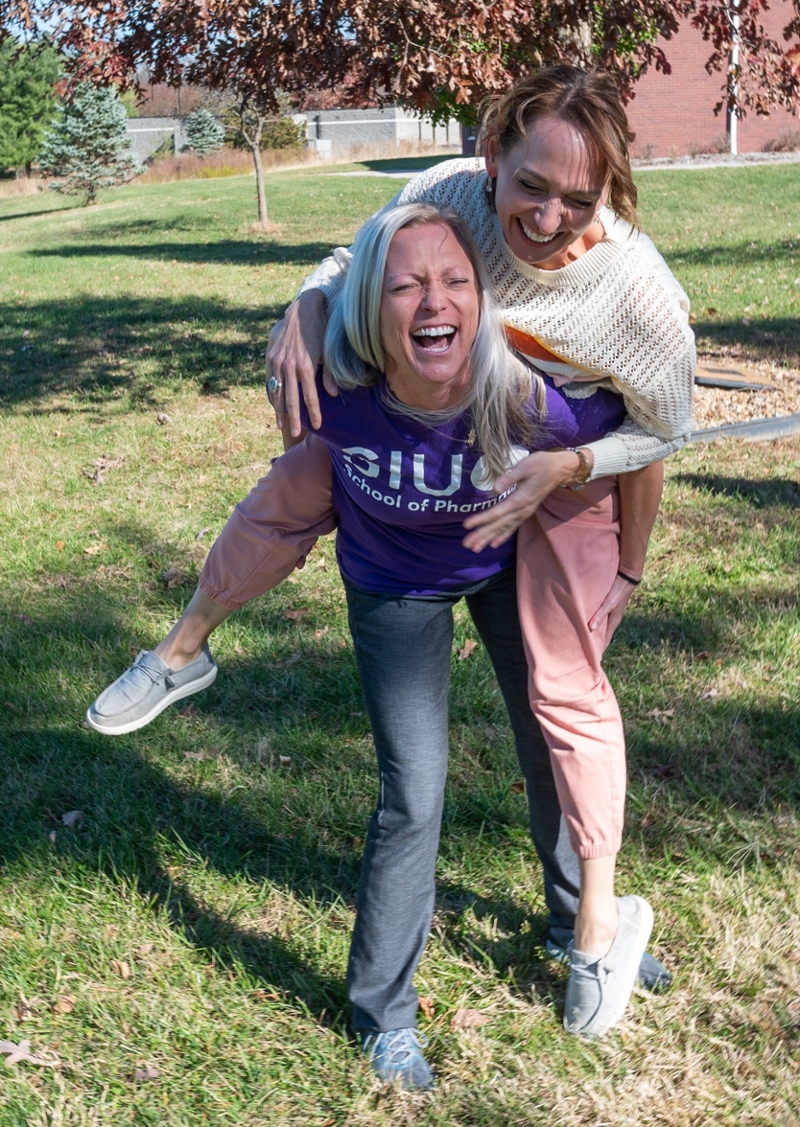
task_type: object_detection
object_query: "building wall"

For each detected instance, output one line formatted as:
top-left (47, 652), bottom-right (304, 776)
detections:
top-left (303, 106), bottom-right (461, 155)
top-left (627, 2), bottom-right (799, 157)
top-left (126, 117), bottom-right (188, 163)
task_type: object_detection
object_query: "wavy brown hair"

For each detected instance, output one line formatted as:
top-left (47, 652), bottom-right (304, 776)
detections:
top-left (478, 65), bottom-right (638, 227)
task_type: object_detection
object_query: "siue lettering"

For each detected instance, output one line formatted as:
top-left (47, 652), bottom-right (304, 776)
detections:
top-left (342, 447), bottom-right (469, 497)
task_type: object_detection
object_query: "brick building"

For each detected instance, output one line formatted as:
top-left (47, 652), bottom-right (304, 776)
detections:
top-left (626, 1), bottom-right (799, 157)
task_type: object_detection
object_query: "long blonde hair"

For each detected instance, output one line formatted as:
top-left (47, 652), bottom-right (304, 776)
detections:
top-left (324, 202), bottom-right (545, 482)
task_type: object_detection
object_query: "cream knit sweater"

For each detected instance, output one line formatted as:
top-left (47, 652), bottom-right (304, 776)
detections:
top-left (300, 158), bottom-right (696, 479)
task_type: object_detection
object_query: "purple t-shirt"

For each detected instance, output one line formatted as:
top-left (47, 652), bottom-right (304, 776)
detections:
top-left (300, 373), bottom-right (625, 595)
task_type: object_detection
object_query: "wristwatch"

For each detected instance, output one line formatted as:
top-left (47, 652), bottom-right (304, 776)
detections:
top-left (561, 446), bottom-right (592, 490)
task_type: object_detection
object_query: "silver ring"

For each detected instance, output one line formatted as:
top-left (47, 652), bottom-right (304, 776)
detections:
top-left (267, 375), bottom-right (282, 399)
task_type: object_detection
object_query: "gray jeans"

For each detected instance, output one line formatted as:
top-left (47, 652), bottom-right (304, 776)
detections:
top-left (344, 567), bottom-right (579, 1033)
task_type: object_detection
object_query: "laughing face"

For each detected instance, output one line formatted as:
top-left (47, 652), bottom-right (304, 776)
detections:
top-left (484, 114), bottom-right (608, 270)
top-left (379, 222), bottom-right (480, 411)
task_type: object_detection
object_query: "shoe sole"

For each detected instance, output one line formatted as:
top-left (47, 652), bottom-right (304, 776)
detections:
top-left (565, 895), bottom-right (654, 1038)
top-left (598, 895), bottom-right (654, 1034)
top-left (85, 665), bottom-right (218, 736)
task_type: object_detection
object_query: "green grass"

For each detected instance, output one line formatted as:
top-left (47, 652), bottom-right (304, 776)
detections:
top-left (0, 166), bottom-right (799, 1126)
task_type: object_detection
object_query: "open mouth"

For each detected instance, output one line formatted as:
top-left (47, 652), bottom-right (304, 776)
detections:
top-left (411, 325), bottom-right (456, 353)
top-left (520, 219), bottom-right (559, 246)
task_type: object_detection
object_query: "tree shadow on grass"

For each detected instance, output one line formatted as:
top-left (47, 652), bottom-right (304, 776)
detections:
top-left (673, 472), bottom-right (800, 509)
top-left (691, 317), bottom-right (800, 367)
top-left (0, 723), bottom-right (352, 1024)
top-left (0, 206), bottom-right (73, 224)
top-left (1, 493), bottom-right (798, 1026)
top-left (667, 238), bottom-right (800, 274)
top-left (1, 294), bottom-right (286, 408)
top-left (29, 237), bottom-right (339, 269)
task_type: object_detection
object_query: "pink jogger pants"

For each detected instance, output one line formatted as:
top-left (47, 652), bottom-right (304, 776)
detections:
top-left (199, 434), bottom-right (625, 858)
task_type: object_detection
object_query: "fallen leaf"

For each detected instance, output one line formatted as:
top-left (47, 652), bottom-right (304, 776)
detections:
top-left (646, 707), bottom-right (675, 724)
top-left (110, 959), bottom-right (131, 979)
top-left (177, 705), bottom-right (199, 719)
top-left (252, 989), bottom-right (281, 1002)
top-left (61, 810), bottom-right (83, 828)
top-left (701, 688), bottom-right (720, 700)
top-left (315, 557), bottom-right (328, 570)
top-left (51, 995), bottom-right (74, 1015)
top-left (418, 997), bottom-right (435, 1020)
top-left (693, 651), bottom-right (713, 661)
top-left (4, 702), bottom-right (17, 712)
top-left (313, 627), bottom-right (329, 639)
top-left (160, 568), bottom-right (188, 589)
top-left (510, 779), bottom-right (525, 794)
top-left (16, 998), bottom-right (32, 1022)
top-left (83, 542), bottom-right (106, 556)
top-left (279, 755), bottom-right (291, 766)
top-left (183, 751), bottom-right (207, 761)
top-left (195, 527), bottom-right (211, 540)
top-left (156, 413), bottom-right (172, 425)
top-left (458, 639), bottom-right (478, 660)
top-left (55, 540), bottom-right (65, 551)
top-left (134, 1062), bottom-right (160, 1082)
top-left (48, 831), bottom-right (57, 844)
top-left (450, 1008), bottom-right (490, 1031)
top-left (138, 943), bottom-right (154, 956)
top-left (0, 1039), bottom-right (59, 1067)
top-left (282, 608), bottom-right (309, 621)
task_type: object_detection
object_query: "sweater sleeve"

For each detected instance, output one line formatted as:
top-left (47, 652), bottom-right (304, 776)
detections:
top-left (570, 241), bottom-right (696, 477)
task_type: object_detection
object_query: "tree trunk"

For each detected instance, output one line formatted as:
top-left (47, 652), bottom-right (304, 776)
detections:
top-left (556, 17), bottom-right (593, 68)
top-left (250, 114), bottom-right (267, 227)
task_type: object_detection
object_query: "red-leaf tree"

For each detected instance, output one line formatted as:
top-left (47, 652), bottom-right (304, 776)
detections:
top-left (4, 2), bottom-right (799, 223)
top-left (336, 1), bottom-right (799, 121)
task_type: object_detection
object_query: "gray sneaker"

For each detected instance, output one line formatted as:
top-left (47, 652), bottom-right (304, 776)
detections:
top-left (86, 645), bottom-right (218, 736)
top-left (563, 895), bottom-right (654, 1037)
top-left (545, 931), bottom-right (672, 992)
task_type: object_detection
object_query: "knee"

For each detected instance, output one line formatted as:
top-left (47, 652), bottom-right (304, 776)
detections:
top-left (376, 792), bottom-right (444, 842)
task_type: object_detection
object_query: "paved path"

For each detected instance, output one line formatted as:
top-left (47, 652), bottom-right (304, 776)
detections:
top-left (329, 151), bottom-right (800, 177)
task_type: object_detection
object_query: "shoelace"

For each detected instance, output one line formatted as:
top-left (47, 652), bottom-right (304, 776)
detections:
top-left (363, 1028), bottom-right (429, 1066)
top-left (134, 654), bottom-right (174, 689)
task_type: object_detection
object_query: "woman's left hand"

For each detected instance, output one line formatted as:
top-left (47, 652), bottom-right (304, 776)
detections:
top-left (588, 572), bottom-right (636, 639)
top-left (462, 449), bottom-right (580, 552)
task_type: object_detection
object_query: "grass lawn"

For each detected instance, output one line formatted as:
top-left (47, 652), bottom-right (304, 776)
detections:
top-left (0, 164), bottom-right (799, 1126)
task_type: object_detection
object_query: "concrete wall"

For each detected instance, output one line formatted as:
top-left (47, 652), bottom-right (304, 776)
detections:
top-left (302, 106), bottom-right (461, 155)
top-left (125, 117), bottom-right (188, 163)
top-left (627, 2), bottom-right (799, 158)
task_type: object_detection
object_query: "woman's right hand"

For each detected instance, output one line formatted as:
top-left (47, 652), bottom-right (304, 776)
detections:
top-left (265, 289), bottom-right (335, 436)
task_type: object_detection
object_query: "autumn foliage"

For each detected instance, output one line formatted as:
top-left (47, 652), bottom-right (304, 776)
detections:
top-left (3, 2), bottom-right (798, 123)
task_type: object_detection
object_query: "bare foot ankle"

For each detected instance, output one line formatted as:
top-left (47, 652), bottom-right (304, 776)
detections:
top-left (575, 909), bottom-right (619, 959)
top-left (152, 640), bottom-right (203, 670)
